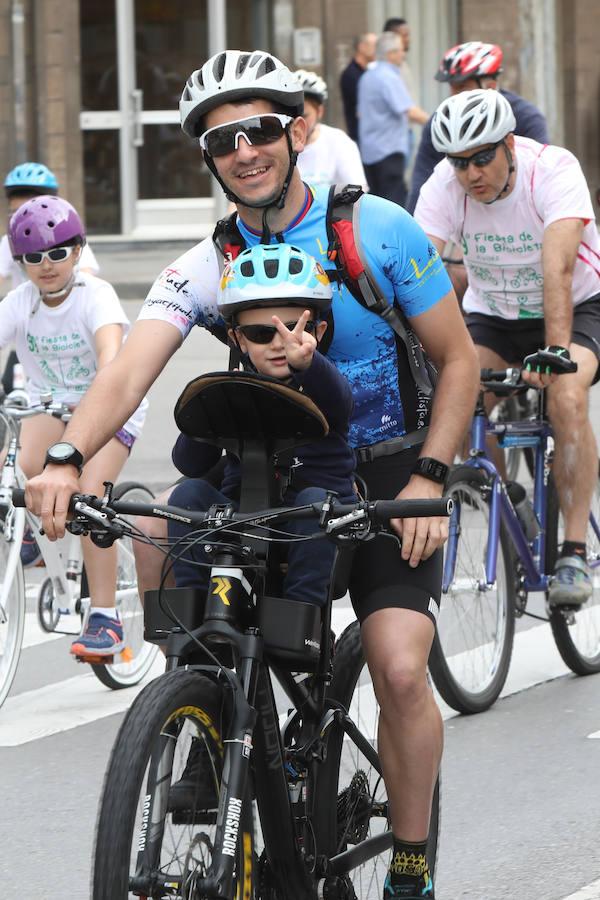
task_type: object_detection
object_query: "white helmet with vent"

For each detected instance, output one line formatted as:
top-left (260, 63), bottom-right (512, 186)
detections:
top-left (180, 50), bottom-right (304, 138)
top-left (431, 89), bottom-right (516, 154)
top-left (294, 70), bottom-right (328, 103)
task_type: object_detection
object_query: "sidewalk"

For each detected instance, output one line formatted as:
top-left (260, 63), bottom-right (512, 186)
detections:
top-left (93, 239), bottom-right (201, 301)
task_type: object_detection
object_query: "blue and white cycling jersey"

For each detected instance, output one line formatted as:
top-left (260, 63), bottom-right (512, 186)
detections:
top-left (139, 184), bottom-right (451, 448)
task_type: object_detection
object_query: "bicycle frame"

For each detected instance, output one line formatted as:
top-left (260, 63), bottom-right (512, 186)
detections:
top-left (131, 549), bottom-right (388, 899)
top-left (443, 391), bottom-right (554, 594)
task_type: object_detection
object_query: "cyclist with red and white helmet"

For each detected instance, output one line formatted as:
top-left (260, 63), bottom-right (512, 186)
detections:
top-left (1, 195), bottom-right (147, 660)
top-left (415, 88), bottom-right (600, 608)
top-left (406, 41), bottom-right (549, 215)
top-left (1, 162), bottom-right (99, 291)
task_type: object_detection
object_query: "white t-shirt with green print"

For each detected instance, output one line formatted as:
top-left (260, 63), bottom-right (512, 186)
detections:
top-left (414, 136), bottom-right (600, 319)
top-left (0, 271), bottom-right (146, 437)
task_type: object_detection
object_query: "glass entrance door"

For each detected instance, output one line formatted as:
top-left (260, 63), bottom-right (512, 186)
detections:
top-left (80, 0), bottom-right (273, 236)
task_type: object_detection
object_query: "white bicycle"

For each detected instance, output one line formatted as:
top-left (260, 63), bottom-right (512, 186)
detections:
top-left (0, 390), bottom-right (158, 707)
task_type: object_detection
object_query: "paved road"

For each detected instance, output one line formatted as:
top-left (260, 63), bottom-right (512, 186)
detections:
top-left (2, 295), bottom-right (600, 897)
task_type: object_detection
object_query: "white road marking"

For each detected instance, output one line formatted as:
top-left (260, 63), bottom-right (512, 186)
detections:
top-left (0, 608), bottom-right (580, 748)
top-left (561, 878), bottom-right (600, 899)
top-left (587, 730), bottom-right (600, 739)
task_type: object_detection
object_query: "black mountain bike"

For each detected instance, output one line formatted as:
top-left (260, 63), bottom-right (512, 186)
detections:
top-left (16, 372), bottom-right (450, 899)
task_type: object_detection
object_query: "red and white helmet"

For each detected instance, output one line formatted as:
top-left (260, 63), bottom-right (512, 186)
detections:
top-left (435, 41), bottom-right (503, 83)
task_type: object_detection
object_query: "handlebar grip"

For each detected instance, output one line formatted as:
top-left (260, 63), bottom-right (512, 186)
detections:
top-left (372, 498), bottom-right (453, 523)
top-left (11, 488), bottom-right (26, 507)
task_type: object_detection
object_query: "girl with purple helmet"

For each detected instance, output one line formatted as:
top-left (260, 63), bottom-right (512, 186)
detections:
top-left (1, 195), bottom-right (147, 662)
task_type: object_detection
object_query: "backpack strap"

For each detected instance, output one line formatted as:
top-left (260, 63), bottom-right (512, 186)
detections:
top-left (326, 184), bottom-right (435, 398)
top-left (212, 212), bottom-right (246, 367)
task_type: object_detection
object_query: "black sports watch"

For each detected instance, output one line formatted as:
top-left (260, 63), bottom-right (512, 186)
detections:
top-left (411, 456), bottom-right (448, 486)
top-left (44, 442), bottom-right (84, 475)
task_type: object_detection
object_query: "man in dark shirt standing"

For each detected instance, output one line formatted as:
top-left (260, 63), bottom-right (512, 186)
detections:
top-left (406, 41), bottom-right (550, 214)
top-left (339, 31), bottom-right (377, 141)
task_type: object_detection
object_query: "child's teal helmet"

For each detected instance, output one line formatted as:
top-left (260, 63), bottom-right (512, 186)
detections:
top-left (4, 162), bottom-right (58, 196)
top-left (218, 244), bottom-right (332, 321)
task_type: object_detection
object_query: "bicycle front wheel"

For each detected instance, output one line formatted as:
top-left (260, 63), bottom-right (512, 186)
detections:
top-left (547, 472), bottom-right (600, 674)
top-left (314, 620), bottom-right (440, 899)
top-left (86, 482), bottom-right (159, 689)
top-left (429, 466), bottom-right (516, 714)
top-left (0, 531), bottom-right (25, 708)
top-left (93, 667), bottom-right (255, 899)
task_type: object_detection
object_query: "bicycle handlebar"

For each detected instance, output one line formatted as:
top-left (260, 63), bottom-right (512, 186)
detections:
top-left (11, 489), bottom-right (453, 539)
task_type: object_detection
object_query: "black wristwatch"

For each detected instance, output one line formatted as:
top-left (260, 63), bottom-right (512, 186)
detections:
top-left (412, 456), bottom-right (448, 486)
top-left (44, 442), bottom-right (84, 475)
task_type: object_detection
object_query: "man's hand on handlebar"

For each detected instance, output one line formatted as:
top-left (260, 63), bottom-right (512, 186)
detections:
top-left (522, 345), bottom-right (577, 389)
top-left (392, 475), bottom-right (448, 568)
top-left (24, 464), bottom-right (82, 541)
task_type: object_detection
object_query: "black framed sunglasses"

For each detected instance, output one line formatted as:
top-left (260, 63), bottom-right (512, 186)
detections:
top-left (446, 141), bottom-right (502, 170)
top-left (198, 114), bottom-right (292, 158)
top-left (236, 319), bottom-right (317, 345)
top-left (21, 245), bottom-right (75, 266)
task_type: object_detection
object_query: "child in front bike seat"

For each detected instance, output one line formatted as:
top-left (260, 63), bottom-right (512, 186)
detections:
top-left (1, 194), bottom-right (147, 662)
top-left (168, 243), bottom-right (357, 607)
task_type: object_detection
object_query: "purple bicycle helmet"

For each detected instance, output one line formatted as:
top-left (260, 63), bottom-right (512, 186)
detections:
top-left (9, 195), bottom-right (86, 258)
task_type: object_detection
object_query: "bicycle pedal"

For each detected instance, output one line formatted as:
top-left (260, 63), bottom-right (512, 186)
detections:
top-left (119, 646), bottom-right (134, 663)
top-left (74, 653), bottom-right (114, 665)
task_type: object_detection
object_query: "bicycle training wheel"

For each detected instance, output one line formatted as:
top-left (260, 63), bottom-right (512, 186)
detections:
top-left (0, 527), bottom-right (26, 708)
top-left (313, 620), bottom-right (440, 899)
top-left (546, 471), bottom-right (600, 674)
top-left (83, 482), bottom-right (159, 689)
top-left (429, 466), bottom-right (516, 714)
top-left (92, 668), bottom-right (255, 899)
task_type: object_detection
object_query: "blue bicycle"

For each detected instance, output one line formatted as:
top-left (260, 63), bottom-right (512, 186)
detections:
top-left (429, 356), bottom-right (600, 714)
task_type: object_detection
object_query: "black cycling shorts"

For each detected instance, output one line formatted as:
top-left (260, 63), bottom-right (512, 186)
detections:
top-left (348, 446), bottom-right (442, 627)
top-left (465, 294), bottom-right (600, 383)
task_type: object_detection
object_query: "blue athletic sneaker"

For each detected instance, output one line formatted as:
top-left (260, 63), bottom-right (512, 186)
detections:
top-left (548, 555), bottom-right (592, 607)
top-left (70, 612), bottom-right (124, 660)
top-left (20, 526), bottom-right (42, 568)
top-left (383, 872), bottom-right (434, 898)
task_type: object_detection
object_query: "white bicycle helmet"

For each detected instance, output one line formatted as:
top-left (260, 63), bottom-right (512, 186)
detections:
top-left (294, 70), bottom-right (328, 104)
top-left (431, 89), bottom-right (516, 154)
top-left (218, 244), bottom-right (332, 321)
top-left (180, 50), bottom-right (304, 138)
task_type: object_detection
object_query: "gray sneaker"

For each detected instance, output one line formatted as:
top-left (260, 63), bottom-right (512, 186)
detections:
top-left (549, 555), bottom-right (592, 607)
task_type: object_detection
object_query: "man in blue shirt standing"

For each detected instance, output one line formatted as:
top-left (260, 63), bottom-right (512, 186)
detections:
top-left (358, 31), bottom-right (428, 207)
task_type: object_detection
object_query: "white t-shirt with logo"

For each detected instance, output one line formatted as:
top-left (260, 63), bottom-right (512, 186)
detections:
top-left (414, 136), bottom-right (600, 319)
top-left (297, 123), bottom-right (367, 188)
top-left (0, 234), bottom-right (100, 291)
top-left (0, 271), bottom-right (146, 436)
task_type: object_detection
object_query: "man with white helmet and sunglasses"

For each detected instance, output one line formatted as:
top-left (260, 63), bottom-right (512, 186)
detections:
top-left (25, 49), bottom-right (478, 899)
top-left (415, 88), bottom-right (600, 608)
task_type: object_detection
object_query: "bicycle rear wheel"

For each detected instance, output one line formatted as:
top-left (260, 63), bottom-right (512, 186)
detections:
top-left (546, 471), bottom-right (600, 674)
top-left (313, 620), bottom-right (440, 899)
top-left (86, 482), bottom-right (159, 689)
top-left (0, 528), bottom-right (25, 708)
top-left (93, 667), bottom-right (255, 899)
top-left (429, 466), bottom-right (516, 714)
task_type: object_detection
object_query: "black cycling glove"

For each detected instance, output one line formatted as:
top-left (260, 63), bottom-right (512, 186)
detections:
top-left (523, 345), bottom-right (577, 376)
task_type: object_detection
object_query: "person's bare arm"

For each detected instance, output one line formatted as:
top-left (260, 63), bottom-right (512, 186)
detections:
top-left (25, 319), bottom-right (182, 538)
top-left (408, 106), bottom-right (429, 126)
top-left (428, 233), bottom-right (468, 306)
top-left (393, 290), bottom-right (479, 566)
top-left (94, 323), bottom-right (125, 368)
top-left (522, 217), bottom-right (583, 389)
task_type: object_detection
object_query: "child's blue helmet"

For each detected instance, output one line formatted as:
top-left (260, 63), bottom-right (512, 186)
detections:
top-left (218, 244), bottom-right (333, 321)
top-left (4, 162), bottom-right (59, 196)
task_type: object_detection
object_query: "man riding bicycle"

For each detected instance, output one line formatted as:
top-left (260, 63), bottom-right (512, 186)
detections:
top-left (415, 88), bottom-right (600, 608)
top-left (25, 50), bottom-right (478, 899)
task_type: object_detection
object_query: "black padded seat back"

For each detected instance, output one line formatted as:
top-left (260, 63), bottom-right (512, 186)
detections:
top-left (174, 370), bottom-right (328, 454)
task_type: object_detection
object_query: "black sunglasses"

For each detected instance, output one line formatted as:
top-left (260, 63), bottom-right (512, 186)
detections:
top-left (236, 319), bottom-right (317, 345)
top-left (447, 141), bottom-right (502, 170)
top-left (198, 114), bottom-right (292, 158)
